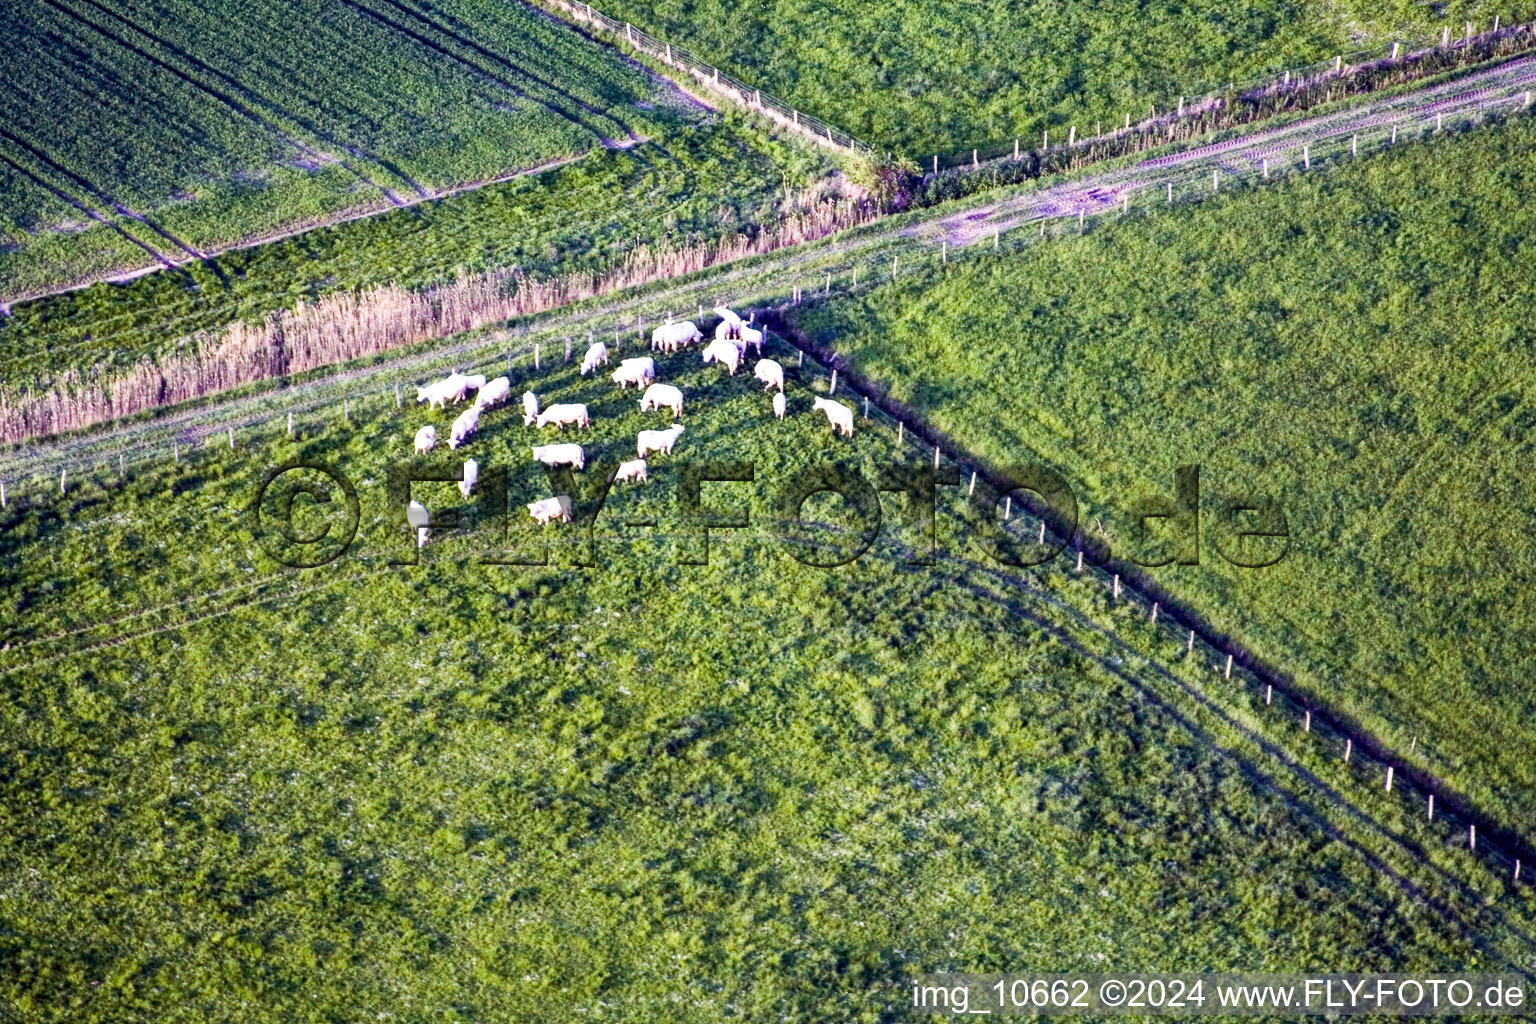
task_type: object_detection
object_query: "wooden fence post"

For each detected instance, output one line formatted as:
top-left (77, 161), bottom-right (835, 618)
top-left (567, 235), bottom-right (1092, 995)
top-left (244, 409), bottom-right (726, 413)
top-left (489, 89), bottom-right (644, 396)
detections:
top-left (1078, 550), bottom-right (1085, 572)
top-left (119, 453), bottom-right (124, 479)
top-left (1392, 42), bottom-right (1400, 59)
top-left (935, 446), bottom-right (942, 469)
top-left (59, 468), bottom-right (66, 494)
top-left (863, 396), bottom-right (869, 418)
top-left (829, 370), bottom-right (837, 395)
top-left (1112, 574), bottom-right (1120, 598)
top-left (174, 443), bottom-right (179, 463)
top-left (1, 479), bottom-right (6, 507)
top-left (1014, 138), bottom-right (1019, 159)
top-left (1150, 602), bottom-right (1158, 623)
top-left (1470, 824), bottom-right (1477, 850)
top-left (1428, 793), bottom-right (1435, 820)
top-left (1266, 684), bottom-right (1273, 705)
top-left (1004, 496), bottom-right (1010, 520)
top-left (395, 383), bottom-right (401, 408)
top-left (228, 426), bottom-right (234, 450)
top-left (1304, 710), bottom-right (1311, 732)
top-left (566, 337), bottom-right (572, 362)
top-left (1303, 145), bottom-right (1310, 168)
top-left (969, 470), bottom-right (976, 495)
top-left (1344, 738), bottom-right (1351, 761)
top-left (1224, 654), bottom-right (1233, 678)
top-left (972, 149), bottom-right (978, 168)
top-left (1385, 766), bottom-right (1394, 792)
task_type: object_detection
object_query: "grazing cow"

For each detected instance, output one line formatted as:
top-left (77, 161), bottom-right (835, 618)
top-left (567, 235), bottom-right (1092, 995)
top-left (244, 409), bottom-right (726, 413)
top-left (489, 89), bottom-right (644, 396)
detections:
top-left (639, 382), bottom-right (684, 419)
top-left (463, 374), bottom-right (488, 391)
top-left (527, 495), bottom-right (574, 525)
top-left (738, 325), bottom-right (764, 355)
top-left (414, 425), bottom-right (437, 453)
top-left (615, 458), bottom-right (648, 484)
top-left (612, 357), bottom-right (656, 389)
top-left (531, 443), bottom-right (585, 471)
top-left (714, 305), bottom-right (743, 326)
top-left (753, 358), bottom-right (784, 392)
top-left (459, 459), bottom-right (479, 500)
top-left (522, 390), bottom-right (539, 427)
top-left (475, 376), bottom-right (511, 410)
top-left (651, 321), bottom-right (702, 352)
top-left (713, 319), bottom-right (741, 343)
top-left (773, 392), bottom-right (786, 420)
top-left (536, 403), bottom-right (590, 430)
top-left (637, 424), bottom-right (685, 458)
top-left (581, 341), bottom-right (609, 376)
top-left (416, 372), bottom-right (473, 410)
top-left (812, 396), bottom-right (855, 437)
top-left (449, 405), bottom-right (481, 449)
top-left (702, 337), bottom-right (742, 375)
top-left (408, 500), bottom-right (431, 549)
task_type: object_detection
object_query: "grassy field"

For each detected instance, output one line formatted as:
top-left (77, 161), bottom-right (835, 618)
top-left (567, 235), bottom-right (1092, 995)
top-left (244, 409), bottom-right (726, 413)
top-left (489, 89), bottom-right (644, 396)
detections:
top-left (595, 0), bottom-right (1524, 155)
top-left (1, 326), bottom-right (1521, 1021)
top-left (0, 0), bottom-right (695, 297)
top-left (787, 112), bottom-right (1536, 842)
top-left (0, 119), bottom-right (833, 390)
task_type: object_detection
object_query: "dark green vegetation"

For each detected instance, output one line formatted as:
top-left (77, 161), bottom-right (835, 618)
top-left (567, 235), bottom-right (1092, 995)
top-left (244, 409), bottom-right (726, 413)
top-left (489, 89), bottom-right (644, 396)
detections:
top-left (598, 0), bottom-right (1522, 154)
top-left (1, 120), bottom-right (831, 388)
top-left (0, 0), bottom-right (693, 297)
top-left (0, 332), bottom-right (1520, 1021)
top-left (791, 112), bottom-right (1536, 841)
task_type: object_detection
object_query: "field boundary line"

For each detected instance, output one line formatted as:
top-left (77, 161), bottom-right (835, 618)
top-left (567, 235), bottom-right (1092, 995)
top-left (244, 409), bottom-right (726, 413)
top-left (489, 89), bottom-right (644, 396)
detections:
top-left (762, 308), bottom-right (1536, 885)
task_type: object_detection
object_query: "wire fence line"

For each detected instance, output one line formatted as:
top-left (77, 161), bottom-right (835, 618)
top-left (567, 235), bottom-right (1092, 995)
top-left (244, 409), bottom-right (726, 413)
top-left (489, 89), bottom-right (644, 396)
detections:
top-left (931, 19), bottom-right (1536, 171)
top-left (536, 0), bottom-right (871, 154)
top-left (778, 319), bottom-right (1536, 896)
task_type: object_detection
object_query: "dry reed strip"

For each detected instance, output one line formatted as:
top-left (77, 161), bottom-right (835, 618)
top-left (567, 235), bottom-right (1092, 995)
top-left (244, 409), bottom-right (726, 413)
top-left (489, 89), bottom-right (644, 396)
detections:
top-left (0, 198), bottom-right (870, 443)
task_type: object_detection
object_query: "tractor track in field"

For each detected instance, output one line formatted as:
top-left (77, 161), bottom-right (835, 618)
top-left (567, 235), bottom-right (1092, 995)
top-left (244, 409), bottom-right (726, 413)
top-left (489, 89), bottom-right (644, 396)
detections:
top-left (43, 0), bottom-right (421, 203)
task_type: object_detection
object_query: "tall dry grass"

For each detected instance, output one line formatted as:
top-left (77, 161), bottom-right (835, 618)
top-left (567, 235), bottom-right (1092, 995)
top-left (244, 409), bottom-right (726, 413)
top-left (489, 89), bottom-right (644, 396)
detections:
top-left (0, 197), bottom-right (872, 444)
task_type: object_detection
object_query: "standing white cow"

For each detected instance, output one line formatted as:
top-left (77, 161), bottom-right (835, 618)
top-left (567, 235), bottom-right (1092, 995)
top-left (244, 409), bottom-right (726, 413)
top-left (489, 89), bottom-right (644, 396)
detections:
top-left (651, 321), bottom-right (702, 352)
top-left (417, 372), bottom-right (474, 410)
top-left (753, 358), bottom-right (784, 392)
top-left (536, 403), bottom-right (589, 430)
top-left (637, 424), bottom-right (685, 458)
top-left (773, 392), bottom-right (786, 420)
top-left (459, 459), bottom-right (479, 500)
top-left (714, 305), bottom-right (743, 327)
top-left (522, 391), bottom-right (540, 427)
top-left (639, 382), bottom-right (684, 419)
top-left (713, 319), bottom-right (741, 343)
top-left (612, 357), bottom-right (655, 389)
top-left (531, 443), bottom-right (585, 470)
top-left (581, 341), bottom-right (609, 376)
top-left (414, 425), bottom-right (437, 453)
top-left (449, 405), bottom-right (481, 449)
top-left (614, 458), bottom-right (648, 484)
top-left (408, 500), bottom-right (431, 549)
top-left (812, 396), bottom-right (855, 437)
top-left (527, 495), bottom-right (574, 525)
top-left (738, 325), bottom-right (764, 355)
top-left (475, 377), bottom-right (511, 410)
top-left (702, 337), bottom-right (742, 375)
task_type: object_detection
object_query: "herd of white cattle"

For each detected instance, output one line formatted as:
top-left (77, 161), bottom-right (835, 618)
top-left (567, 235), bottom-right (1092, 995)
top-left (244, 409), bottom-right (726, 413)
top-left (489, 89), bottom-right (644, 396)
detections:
top-left (405, 305), bottom-right (856, 544)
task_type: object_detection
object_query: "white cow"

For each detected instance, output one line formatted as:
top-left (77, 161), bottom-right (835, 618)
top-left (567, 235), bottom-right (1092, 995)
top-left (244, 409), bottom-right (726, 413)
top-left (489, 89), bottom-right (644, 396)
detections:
top-left (449, 405), bottom-right (481, 449)
top-left (714, 305), bottom-right (743, 327)
top-left (581, 341), bottom-right (609, 376)
top-left (522, 390), bottom-right (540, 427)
top-left (702, 337), bottom-right (742, 375)
top-left (531, 443), bottom-right (585, 470)
top-left (738, 325), bottom-right (765, 355)
top-left (615, 458), bottom-right (648, 484)
top-left (651, 321), bottom-right (702, 352)
top-left (753, 358), bottom-right (784, 392)
top-left (463, 374), bottom-right (488, 391)
top-left (459, 459), bottom-right (479, 500)
top-left (527, 495), bottom-right (574, 525)
top-left (475, 376), bottom-right (511, 410)
top-left (713, 319), bottom-right (741, 343)
top-left (773, 392), bottom-right (786, 420)
top-left (812, 396), bottom-right (855, 437)
top-left (612, 357), bottom-right (656, 389)
top-left (536, 403), bottom-right (589, 430)
top-left (639, 382), bottom-right (684, 419)
top-left (637, 424), bottom-right (685, 458)
top-left (416, 372), bottom-right (473, 410)
top-left (408, 500), bottom-right (431, 549)
top-left (414, 425), bottom-right (437, 453)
